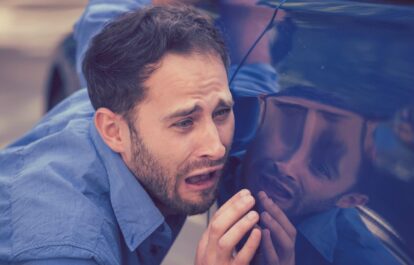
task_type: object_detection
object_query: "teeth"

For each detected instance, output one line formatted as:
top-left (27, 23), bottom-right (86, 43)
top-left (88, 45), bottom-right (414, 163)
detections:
top-left (186, 173), bottom-right (211, 184)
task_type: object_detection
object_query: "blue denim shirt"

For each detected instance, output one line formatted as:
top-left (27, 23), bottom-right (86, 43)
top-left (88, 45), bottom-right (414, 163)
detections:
top-left (0, 90), bottom-right (185, 265)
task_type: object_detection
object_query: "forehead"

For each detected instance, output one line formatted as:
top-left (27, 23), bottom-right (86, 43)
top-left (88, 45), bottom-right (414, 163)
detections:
top-left (251, 96), bottom-right (365, 183)
top-left (258, 95), bottom-right (365, 158)
top-left (140, 52), bottom-right (231, 113)
top-left (269, 96), bottom-right (360, 118)
top-left (261, 96), bottom-right (365, 137)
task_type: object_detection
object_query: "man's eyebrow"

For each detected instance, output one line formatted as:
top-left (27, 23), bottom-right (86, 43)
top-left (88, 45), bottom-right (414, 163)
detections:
top-left (163, 105), bottom-right (202, 121)
top-left (217, 98), bottom-right (235, 108)
top-left (317, 109), bottom-right (348, 122)
top-left (275, 101), bottom-right (306, 110)
top-left (163, 98), bottom-right (234, 122)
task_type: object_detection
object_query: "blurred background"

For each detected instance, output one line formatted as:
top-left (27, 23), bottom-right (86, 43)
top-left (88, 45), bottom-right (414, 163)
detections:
top-left (0, 0), bottom-right (87, 147)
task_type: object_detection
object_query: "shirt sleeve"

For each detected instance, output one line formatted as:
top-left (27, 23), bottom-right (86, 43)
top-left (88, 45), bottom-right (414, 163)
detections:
top-left (74, 0), bottom-right (151, 88)
top-left (15, 259), bottom-right (99, 265)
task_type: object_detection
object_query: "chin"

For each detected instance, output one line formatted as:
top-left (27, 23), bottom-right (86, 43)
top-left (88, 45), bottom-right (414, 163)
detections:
top-left (180, 191), bottom-right (217, 215)
top-left (182, 199), bottom-right (215, 215)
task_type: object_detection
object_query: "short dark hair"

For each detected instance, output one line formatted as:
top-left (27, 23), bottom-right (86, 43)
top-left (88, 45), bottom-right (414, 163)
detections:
top-left (83, 5), bottom-right (229, 115)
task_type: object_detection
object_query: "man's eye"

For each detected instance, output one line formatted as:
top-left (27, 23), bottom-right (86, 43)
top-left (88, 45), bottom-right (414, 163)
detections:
top-left (213, 108), bottom-right (231, 120)
top-left (173, 119), bottom-right (193, 128)
top-left (319, 164), bottom-right (332, 179)
top-left (310, 162), bottom-right (333, 180)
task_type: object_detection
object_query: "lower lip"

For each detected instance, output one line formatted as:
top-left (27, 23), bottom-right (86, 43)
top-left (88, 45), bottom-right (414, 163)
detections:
top-left (185, 173), bottom-right (219, 191)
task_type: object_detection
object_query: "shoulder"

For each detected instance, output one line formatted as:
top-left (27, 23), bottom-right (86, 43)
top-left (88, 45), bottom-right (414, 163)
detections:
top-left (334, 208), bottom-right (399, 265)
top-left (0, 93), bottom-right (124, 264)
top-left (0, 168), bottom-right (122, 264)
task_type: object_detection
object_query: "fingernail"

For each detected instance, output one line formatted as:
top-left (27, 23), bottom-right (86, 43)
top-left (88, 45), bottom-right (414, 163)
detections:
top-left (240, 189), bottom-right (250, 197)
top-left (246, 211), bottom-right (258, 220)
top-left (258, 191), bottom-right (266, 199)
top-left (261, 211), bottom-right (270, 220)
top-left (243, 195), bottom-right (253, 204)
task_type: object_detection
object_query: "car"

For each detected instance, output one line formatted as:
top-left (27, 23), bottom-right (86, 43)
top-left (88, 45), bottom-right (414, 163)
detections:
top-left (45, 33), bottom-right (79, 112)
top-left (44, 0), bottom-right (414, 264)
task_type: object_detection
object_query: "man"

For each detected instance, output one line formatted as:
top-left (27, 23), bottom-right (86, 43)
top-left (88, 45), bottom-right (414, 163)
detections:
top-left (0, 6), bottom-right (262, 265)
top-left (220, 88), bottom-right (401, 264)
top-left (70, 1), bottom-right (393, 265)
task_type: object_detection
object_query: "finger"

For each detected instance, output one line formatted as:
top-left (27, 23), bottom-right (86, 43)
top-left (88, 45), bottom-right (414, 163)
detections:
top-left (205, 190), bottom-right (256, 260)
top-left (233, 227), bottom-right (262, 265)
top-left (261, 211), bottom-right (295, 251)
top-left (261, 229), bottom-right (279, 264)
top-left (258, 191), bottom-right (296, 238)
top-left (214, 189), bottom-right (251, 218)
top-left (216, 211), bottom-right (259, 260)
top-left (209, 191), bottom-right (255, 241)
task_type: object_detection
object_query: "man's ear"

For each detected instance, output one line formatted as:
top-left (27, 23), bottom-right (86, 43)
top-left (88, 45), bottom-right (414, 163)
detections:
top-left (336, 193), bottom-right (369, 208)
top-left (94, 108), bottom-right (130, 154)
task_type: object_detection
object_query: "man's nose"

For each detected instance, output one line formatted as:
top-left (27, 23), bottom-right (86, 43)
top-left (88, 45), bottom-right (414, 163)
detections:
top-left (197, 123), bottom-right (226, 160)
top-left (274, 160), bottom-right (298, 182)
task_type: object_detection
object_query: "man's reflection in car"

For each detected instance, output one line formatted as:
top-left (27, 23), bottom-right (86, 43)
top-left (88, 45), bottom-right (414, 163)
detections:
top-left (221, 88), bottom-right (402, 264)
top-left (243, 94), bottom-right (370, 218)
top-left (218, 0), bottom-right (414, 262)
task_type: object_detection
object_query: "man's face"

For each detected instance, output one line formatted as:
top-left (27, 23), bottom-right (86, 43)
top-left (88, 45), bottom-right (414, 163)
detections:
top-left (243, 96), bottom-right (365, 218)
top-left (125, 53), bottom-right (234, 215)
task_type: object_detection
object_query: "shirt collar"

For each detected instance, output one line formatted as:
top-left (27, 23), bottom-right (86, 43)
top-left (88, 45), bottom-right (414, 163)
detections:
top-left (90, 123), bottom-right (165, 252)
top-left (297, 208), bottom-right (340, 263)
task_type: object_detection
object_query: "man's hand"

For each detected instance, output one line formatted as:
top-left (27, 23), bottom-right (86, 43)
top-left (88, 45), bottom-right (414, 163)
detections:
top-left (195, 189), bottom-right (262, 265)
top-left (258, 191), bottom-right (296, 265)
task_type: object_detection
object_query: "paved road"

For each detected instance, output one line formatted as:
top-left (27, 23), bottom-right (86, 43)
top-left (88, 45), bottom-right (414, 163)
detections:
top-left (0, 2), bottom-right (206, 264)
top-left (0, 0), bottom-right (86, 147)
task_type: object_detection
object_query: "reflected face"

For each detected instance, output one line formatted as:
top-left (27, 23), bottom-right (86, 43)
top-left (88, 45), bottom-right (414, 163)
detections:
top-left (125, 53), bottom-right (235, 215)
top-left (243, 96), bottom-right (365, 218)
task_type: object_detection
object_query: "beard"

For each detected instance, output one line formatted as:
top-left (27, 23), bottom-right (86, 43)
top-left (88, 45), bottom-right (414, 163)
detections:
top-left (128, 124), bottom-right (226, 215)
top-left (284, 193), bottom-right (339, 220)
top-left (243, 157), bottom-right (340, 220)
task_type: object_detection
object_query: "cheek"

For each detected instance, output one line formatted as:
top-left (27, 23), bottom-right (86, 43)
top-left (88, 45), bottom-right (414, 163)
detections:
top-left (148, 136), bottom-right (186, 170)
top-left (302, 179), bottom-right (336, 199)
top-left (341, 154), bottom-right (361, 180)
top-left (219, 114), bottom-right (235, 147)
top-left (305, 180), bottom-right (352, 203)
top-left (135, 128), bottom-right (181, 172)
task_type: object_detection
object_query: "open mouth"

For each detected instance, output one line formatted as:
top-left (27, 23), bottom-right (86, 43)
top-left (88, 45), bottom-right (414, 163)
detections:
top-left (185, 172), bottom-right (215, 185)
top-left (249, 158), bottom-right (295, 202)
top-left (184, 167), bottom-right (222, 191)
top-left (260, 174), bottom-right (293, 201)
